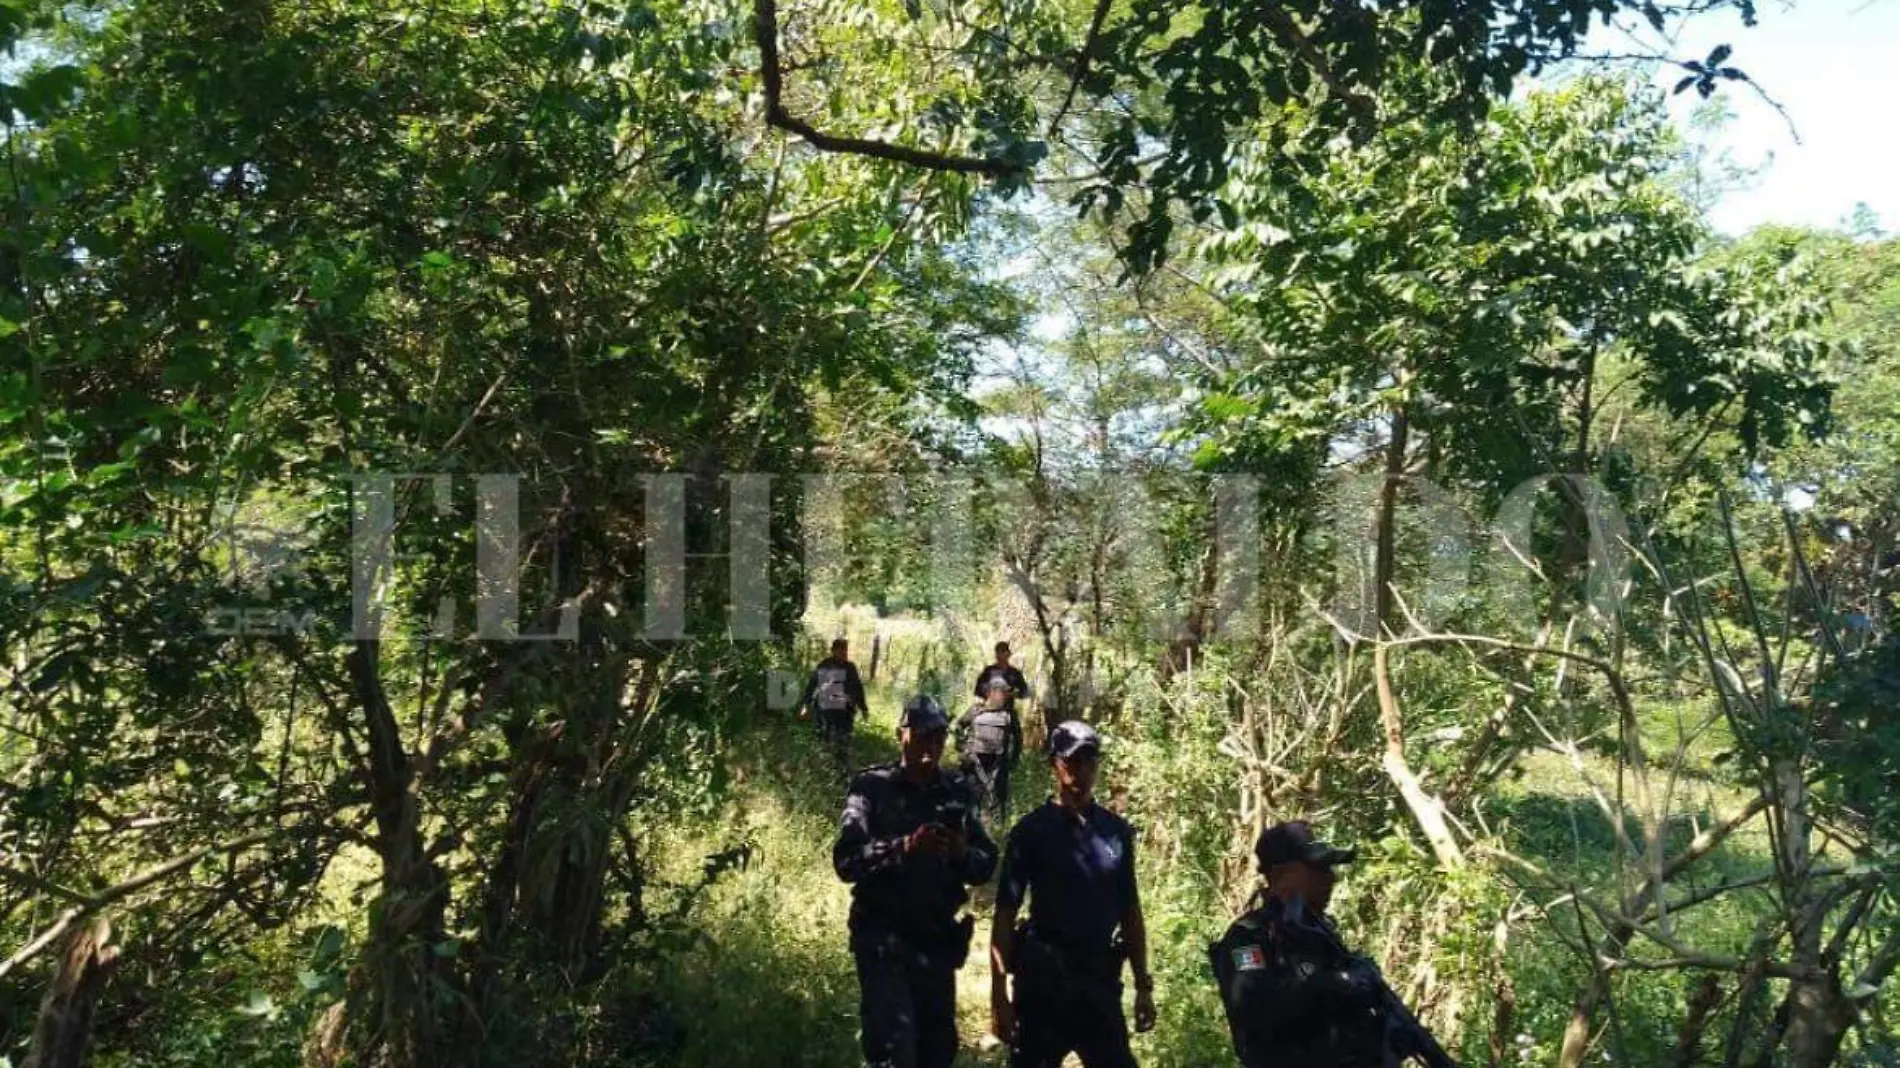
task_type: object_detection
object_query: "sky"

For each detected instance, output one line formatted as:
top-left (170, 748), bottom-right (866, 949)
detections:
top-left (1638, 0), bottom-right (1900, 234)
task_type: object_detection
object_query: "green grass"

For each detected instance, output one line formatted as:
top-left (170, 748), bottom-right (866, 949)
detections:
top-left (632, 682), bottom-right (1241, 1067)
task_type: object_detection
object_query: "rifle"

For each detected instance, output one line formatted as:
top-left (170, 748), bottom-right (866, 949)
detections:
top-left (1284, 896), bottom-right (1461, 1068)
top-left (1376, 981), bottom-right (1459, 1068)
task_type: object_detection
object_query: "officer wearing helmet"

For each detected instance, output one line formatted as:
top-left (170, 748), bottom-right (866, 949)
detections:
top-left (834, 694), bottom-right (999, 1068)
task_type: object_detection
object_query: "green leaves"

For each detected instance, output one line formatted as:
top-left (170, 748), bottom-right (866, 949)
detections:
top-left (2, 62), bottom-right (86, 122)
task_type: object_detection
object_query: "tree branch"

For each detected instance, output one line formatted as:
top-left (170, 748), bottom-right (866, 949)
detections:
top-left (1487, 847), bottom-right (1822, 981)
top-left (0, 830), bottom-right (280, 981)
top-left (754, 0), bottom-right (1023, 176)
top-left (1047, 0), bottom-right (1114, 135)
top-left (1255, 3), bottom-right (1377, 122)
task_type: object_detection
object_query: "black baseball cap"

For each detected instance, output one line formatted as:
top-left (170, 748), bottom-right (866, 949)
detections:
top-left (1255, 821), bottom-right (1356, 871)
top-left (1049, 720), bottom-right (1102, 761)
top-left (898, 694), bottom-right (948, 734)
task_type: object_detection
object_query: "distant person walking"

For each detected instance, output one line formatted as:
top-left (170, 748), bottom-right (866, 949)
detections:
top-left (801, 637), bottom-right (869, 780)
top-left (835, 695), bottom-right (999, 1068)
top-left (974, 641), bottom-right (1031, 712)
top-left (956, 677), bottom-right (1023, 824)
top-left (990, 720), bottom-right (1155, 1067)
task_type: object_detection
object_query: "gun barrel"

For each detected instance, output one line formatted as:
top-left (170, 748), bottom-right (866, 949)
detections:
top-left (1380, 986), bottom-right (1459, 1068)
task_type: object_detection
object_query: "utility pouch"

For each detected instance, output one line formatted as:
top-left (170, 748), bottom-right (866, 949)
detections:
top-left (903, 911), bottom-right (975, 969)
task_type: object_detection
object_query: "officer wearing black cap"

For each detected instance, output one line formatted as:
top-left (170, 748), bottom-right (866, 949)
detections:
top-left (1211, 821), bottom-right (1441, 1067)
top-left (973, 641), bottom-right (1032, 713)
top-left (834, 694), bottom-right (999, 1068)
top-left (989, 720), bottom-right (1154, 1067)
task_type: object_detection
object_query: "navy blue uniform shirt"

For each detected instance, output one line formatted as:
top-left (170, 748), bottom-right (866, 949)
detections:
top-left (833, 764), bottom-right (998, 934)
top-left (997, 799), bottom-right (1139, 953)
top-left (974, 664), bottom-right (1031, 708)
top-left (804, 655), bottom-right (868, 715)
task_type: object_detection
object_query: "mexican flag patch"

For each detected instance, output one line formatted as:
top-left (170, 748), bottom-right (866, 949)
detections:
top-left (1230, 944), bottom-right (1267, 972)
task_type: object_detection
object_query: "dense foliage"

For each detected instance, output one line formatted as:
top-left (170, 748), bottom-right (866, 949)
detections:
top-left (3, 0), bottom-right (1897, 1067)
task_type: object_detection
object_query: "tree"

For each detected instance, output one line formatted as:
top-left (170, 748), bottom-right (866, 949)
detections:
top-left (747, 0), bottom-right (1769, 271)
top-left (1, 0), bottom-right (1018, 1063)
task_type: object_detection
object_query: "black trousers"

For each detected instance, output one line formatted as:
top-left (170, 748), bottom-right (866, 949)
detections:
top-left (1010, 971), bottom-right (1138, 1068)
top-left (852, 927), bottom-right (960, 1068)
top-left (817, 708), bottom-right (854, 778)
top-left (967, 751), bottom-right (1011, 822)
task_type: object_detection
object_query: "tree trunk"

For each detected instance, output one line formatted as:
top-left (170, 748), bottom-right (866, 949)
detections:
top-left (1371, 401), bottom-right (1464, 869)
top-left (1672, 974), bottom-right (1723, 1068)
top-left (471, 750), bottom-right (552, 1011)
top-left (23, 919), bottom-right (119, 1068)
top-left (503, 656), bottom-right (665, 984)
top-left (1769, 756), bottom-right (1856, 1068)
top-left (348, 641), bottom-right (455, 1068)
top-left (1488, 971), bottom-right (1516, 1068)
top-left (1557, 957), bottom-right (1613, 1068)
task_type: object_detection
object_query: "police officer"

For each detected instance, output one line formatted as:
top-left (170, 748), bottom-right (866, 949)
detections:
top-left (974, 641), bottom-right (1031, 712)
top-left (989, 720), bottom-right (1155, 1068)
top-left (801, 637), bottom-right (870, 779)
top-left (1211, 821), bottom-right (1449, 1067)
top-left (955, 677), bottom-right (1023, 823)
top-left (834, 694), bottom-right (999, 1068)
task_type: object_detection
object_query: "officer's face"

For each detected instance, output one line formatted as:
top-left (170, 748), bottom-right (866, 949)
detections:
top-left (1269, 859), bottom-right (1338, 910)
top-left (1054, 748), bottom-right (1100, 796)
top-left (1309, 862), bottom-right (1338, 909)
top-left (1294, 861), bottom-right (1338, 909)
top-left (900, 726), bottom-right (947, 775)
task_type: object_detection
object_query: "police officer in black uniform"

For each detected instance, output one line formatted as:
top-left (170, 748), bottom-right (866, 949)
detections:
top-left (989, 720), bottom-right (1156, 1068)
top-left (1210, 820), bottom-right (1452, 1067)
top-left (955, 677), bottom-right (1023, 823)
top-left (834, 694), bottom-right (999, 1068)
top-left (973, 641), bottom-right (1031, 711)
top-left (802, 637), bottom-right (870, 779)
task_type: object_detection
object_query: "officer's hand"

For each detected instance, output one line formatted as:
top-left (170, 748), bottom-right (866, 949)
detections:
top-left (1134, 984), bottom-right (1157, 1033)
top-left (905, 824), bottom-right (949, 856)
top-left (991, 991), bottom-right (1017, 1043)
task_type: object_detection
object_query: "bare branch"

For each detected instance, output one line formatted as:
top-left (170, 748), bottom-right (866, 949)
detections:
top-left (1486, 847), bottom-right (1822, 981)
top-left (1, 830), bottom-right (280, 981)
top-left (1047, 0), bottom-right (1114, 135)
top-left (1854, 923), bottom-right (1900, 996)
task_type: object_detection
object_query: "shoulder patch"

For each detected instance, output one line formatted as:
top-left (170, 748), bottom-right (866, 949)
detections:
top-left (1230, 944), bottom-right (1268, 972)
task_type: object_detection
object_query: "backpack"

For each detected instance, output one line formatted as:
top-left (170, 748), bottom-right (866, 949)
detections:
top-left (966, 707), bottom-right (1014, 756)
top-left (814, 665), bottom-right (851, 712)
